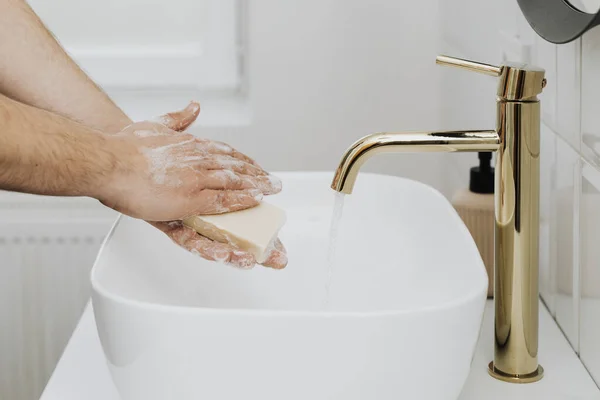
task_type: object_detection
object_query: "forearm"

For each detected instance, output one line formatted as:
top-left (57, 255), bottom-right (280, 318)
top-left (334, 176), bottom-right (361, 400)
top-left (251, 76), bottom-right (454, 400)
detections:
top-left (0, 0), bottom-right (131, 132)
top-left (0, 94), bottom-right (122, 198)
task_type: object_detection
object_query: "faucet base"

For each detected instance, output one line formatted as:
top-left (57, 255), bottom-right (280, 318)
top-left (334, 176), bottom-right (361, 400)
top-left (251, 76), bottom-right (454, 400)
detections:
top-left (488, 362), bottom-right (544, 384)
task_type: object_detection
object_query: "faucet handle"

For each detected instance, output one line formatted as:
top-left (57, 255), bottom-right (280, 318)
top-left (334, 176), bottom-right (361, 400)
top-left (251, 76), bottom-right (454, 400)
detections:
top-left (436, 54), bottom-right (546, 101)
top-left (436, 55), bottom-right (502, 77)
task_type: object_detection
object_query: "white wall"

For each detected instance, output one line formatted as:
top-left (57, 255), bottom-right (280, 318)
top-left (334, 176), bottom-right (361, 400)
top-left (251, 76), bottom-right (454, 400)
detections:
top-left (1, 2), bottom-right (445, 400)
top-left (114, 0), bottom-right (445, 191)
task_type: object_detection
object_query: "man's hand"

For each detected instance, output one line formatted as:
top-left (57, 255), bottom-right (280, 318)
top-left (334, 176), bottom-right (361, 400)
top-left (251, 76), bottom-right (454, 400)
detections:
top-left (151, 221), bottom-right (288, 270)
top-left (0, 2), bottom-right (287, 270)
top-left (101, 102), bottom-right (287, 270)
top-left (101, 102), bottom-right (280, 221)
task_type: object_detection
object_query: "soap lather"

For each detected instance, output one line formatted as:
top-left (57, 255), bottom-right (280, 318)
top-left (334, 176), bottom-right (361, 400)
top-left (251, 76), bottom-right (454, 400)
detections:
top-left (183, 202), bottom-right (286, 264)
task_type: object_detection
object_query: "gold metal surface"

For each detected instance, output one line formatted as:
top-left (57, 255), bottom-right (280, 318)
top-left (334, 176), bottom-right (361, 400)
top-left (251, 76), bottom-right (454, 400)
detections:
top-left (488, 362), bottom-right (544, 384)
top-left (331, 131), bottom-right (500, 194)
top-left (436, 55), bottom-right (502, 77)
top-left (436, 55), bottom-right (546, 101)
top-left (496, 62), bottom-right (546, 101)
top-left (330, 54), bottom-right (546, 383)
top-left (493, 93), bottom-right (542, 380)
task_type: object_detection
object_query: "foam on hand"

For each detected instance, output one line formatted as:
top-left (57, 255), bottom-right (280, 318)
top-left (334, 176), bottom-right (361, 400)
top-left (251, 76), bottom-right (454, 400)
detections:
top-left (183, 202), bottom-right (286, 263)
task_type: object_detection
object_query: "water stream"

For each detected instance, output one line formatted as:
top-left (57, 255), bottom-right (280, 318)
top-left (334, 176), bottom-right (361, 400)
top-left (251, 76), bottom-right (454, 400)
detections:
top-left (323, 192), bottom-right (346, 309)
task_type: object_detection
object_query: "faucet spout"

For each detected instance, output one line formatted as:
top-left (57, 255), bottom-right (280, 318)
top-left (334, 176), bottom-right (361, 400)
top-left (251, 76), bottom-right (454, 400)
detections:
top-left (331, 130), bottom-right (500, 194)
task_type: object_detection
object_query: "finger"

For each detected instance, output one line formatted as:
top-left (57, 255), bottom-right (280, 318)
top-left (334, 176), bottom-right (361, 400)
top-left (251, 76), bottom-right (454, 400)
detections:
top-left (239, 174), bottom-right (282, 195)
top-left (197, 155), bottom-right (267, 176)
top-left (262, 239), bottom-right (288, 269)
top-left (155, 101), bottom-right (201, 131)
top-left (151, 222), bottom-right (256, 269)
top-left (193, 189), bottom-right (263, 215)
top-left (185, 235), bottom-right (256, 269)
top-left (150, 220), bottom-right (198, 245)
top-left (198, 170), bottom-right (246, 190)
top-left (198, 170), bottom-right (281, 194)
top-left (196, 139), bottom-right (262, 167)
top-left (274, 238), bottom-right (286, 252)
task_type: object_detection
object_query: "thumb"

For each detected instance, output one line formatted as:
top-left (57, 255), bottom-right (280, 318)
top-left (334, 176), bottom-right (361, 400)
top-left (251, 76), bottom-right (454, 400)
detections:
top-left (155, 101), bottom-right (201, 131)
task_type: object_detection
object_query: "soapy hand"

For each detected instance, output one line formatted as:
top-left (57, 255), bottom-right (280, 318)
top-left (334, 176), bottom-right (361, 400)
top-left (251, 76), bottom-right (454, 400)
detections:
top-left (102, 102), bottom-right (287, 269)
top-left (151, 220), bottom-right (287, 270)
top-left (103, 102), bottom-right (280, 221)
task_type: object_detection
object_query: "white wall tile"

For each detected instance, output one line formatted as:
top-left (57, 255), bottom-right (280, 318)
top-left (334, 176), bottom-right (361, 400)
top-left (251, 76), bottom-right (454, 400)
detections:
top-left (582, 29), bottom-right (600, 165)
top-left (553, 135), bottom-right (580, 350)
top-left (579, 161), bottom-right (600, 383)
top-left (533, 36), bottom-right (557, 128)
top-left (556, 39), bottom-right (582, 151)
top-left (540, 125), bottom-right (557, 315)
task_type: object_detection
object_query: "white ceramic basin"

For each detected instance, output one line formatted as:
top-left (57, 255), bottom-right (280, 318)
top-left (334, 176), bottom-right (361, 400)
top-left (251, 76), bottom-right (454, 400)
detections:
top-left (91, 172), bottom-right (487, 400)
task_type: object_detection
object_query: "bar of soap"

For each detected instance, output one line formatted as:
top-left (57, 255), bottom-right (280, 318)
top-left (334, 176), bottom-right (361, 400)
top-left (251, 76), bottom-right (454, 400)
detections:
top-left (182, 202), bottom-right (286, 263)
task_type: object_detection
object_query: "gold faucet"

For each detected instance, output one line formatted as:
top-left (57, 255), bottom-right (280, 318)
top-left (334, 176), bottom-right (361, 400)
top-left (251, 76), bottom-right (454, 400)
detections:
top-left (331, 55), bottom-right (546, 383)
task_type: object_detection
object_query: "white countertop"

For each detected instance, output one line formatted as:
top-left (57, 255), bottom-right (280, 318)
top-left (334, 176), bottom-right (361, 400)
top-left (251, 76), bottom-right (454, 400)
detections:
top-left (41, 300), bottom-right (600, 400)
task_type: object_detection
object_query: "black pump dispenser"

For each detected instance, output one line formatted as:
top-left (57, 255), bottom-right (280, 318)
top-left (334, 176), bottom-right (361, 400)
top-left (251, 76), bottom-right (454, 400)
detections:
top-left (469, 152), bottom-right (494, 194)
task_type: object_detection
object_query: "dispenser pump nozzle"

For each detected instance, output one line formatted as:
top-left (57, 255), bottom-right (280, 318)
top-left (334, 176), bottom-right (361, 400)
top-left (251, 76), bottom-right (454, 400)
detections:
top-left (469, 152), bottom-right (494, 194)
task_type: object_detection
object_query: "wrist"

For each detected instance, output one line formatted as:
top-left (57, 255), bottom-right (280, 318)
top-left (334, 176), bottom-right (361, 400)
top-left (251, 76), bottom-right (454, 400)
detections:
top-left (87, 133), bottom-right (135, 207)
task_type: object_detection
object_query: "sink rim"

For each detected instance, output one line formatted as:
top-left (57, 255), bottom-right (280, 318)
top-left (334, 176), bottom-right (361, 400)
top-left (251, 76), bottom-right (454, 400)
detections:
top-left (91, 171), bottom-right (488, 318)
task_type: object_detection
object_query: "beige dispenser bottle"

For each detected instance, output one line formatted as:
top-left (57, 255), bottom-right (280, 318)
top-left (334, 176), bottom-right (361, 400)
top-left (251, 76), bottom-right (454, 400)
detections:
top-left (452, 152), bottom-right (495, 298)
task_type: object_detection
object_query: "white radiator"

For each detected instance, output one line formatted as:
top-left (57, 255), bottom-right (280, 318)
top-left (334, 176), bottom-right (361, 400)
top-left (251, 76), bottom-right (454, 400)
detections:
top-left (0, 192), bottom-right (116, 400)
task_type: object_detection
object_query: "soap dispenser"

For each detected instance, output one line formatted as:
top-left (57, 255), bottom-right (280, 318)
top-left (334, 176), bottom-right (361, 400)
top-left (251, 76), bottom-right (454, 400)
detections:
top-left (452, 152), bottom-right (495, 298)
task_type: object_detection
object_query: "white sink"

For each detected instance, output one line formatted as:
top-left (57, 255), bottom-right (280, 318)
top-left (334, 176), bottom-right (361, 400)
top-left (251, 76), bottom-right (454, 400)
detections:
top-left (91, 172), bottom-right (487, 400)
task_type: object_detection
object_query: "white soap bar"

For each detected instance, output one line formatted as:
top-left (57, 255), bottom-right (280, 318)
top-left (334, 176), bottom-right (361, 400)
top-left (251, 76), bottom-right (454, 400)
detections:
top-left (182, 202), bottom-right (286, 263)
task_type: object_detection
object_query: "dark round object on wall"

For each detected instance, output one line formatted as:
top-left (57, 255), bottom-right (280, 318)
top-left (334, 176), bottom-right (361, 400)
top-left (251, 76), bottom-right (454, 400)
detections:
top-left (517, 0), bottom-right (600, 44)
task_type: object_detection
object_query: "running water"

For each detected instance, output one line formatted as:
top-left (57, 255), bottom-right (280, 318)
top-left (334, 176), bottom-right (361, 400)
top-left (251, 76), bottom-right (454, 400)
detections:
top-left (323, 192), bottom-right (346, 309)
